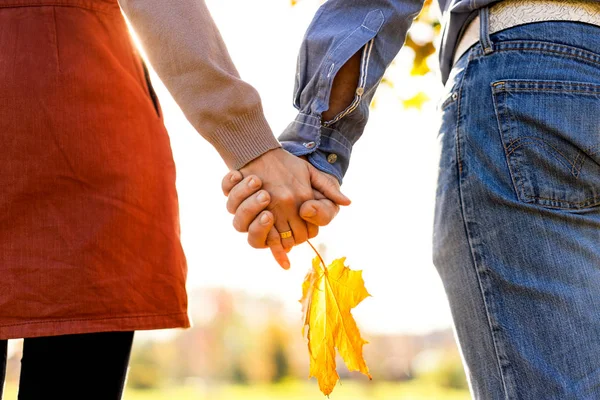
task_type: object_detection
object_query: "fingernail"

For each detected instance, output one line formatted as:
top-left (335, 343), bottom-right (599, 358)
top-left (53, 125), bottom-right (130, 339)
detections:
top-left (257, 191), bottom-right (268, 203)
top-left (282, 261), bottom-right (290, 269)
top-left (229, 173), bottom-right (239, 182)
top-left (248, 178), bottom-right (258, 188)
top-left (303, 206), bottom-right (317, 218)
top-left (259, 213), bottom-right (270, 225)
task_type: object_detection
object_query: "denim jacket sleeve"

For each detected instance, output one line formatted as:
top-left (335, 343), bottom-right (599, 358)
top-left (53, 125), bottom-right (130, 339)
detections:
top-left (279, 0), bottom-right (425, 183)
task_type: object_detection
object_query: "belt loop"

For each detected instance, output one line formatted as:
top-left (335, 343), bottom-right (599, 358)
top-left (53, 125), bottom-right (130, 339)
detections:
top-left (479, 6), bottom-right (494, 55)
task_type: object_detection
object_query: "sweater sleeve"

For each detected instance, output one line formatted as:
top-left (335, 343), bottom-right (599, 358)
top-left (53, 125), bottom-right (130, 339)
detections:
top-left (118, 0), bottom-right (281, 169)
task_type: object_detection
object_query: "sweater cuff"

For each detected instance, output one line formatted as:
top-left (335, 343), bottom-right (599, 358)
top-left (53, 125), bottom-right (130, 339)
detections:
top-left (207, 106), bottom-right (282, 169)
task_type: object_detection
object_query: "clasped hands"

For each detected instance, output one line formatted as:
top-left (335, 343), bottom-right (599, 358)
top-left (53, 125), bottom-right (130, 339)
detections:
top-left (221, 147), bottom-right (350, 269)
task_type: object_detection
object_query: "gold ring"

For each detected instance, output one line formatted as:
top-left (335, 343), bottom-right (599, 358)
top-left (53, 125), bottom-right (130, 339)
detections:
top-left (279, 230), bottom-right (293, 239)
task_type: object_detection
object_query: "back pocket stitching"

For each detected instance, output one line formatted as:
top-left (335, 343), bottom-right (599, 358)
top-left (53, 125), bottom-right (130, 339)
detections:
top-left (494, 90), bottom-right (528, 201)
top-left (506, 137), bottom-right (583, 178)
top-left (492, 81), bottom-right (600, 209)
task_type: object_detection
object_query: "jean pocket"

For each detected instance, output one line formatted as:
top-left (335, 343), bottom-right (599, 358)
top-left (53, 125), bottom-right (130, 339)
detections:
top-left (491, 80), bottom-right (600, 209)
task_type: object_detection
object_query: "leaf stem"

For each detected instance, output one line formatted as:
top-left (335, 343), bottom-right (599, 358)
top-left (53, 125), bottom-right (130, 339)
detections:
top-left (307, 240), bottom-right (327, 271)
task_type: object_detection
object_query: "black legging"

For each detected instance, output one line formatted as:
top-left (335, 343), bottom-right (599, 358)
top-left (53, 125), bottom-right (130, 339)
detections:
top-left (0, 331), bottom-right (134, 400)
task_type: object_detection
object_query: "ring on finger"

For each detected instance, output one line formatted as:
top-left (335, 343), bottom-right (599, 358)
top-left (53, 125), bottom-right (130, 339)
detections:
top-left (279, 230), bottom-right (293, 239)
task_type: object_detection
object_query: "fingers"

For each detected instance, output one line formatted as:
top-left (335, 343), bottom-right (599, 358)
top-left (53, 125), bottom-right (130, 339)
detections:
top-left (300, 198), bottom-right (340, 227)
top-left (247, 211), bottom-right (274, 249)
top-left (266, 226), bottom-right (290, 269)
top-left (308, 164), bottom-right (351, 206)
top-left (247, 213), bottom-right (295, 271)
top-left (226, 175), bottom-right (262, 214)
top-left (232, 190), bottom-right (271, 233)
top-left (274, 220), bottom-right (295, 251)
top-left (307, 222), bottom-right (319, 240)
top-left (289, 218), bottom-right (309, 246)
top-left (222, 170), bottom-right (243, 196)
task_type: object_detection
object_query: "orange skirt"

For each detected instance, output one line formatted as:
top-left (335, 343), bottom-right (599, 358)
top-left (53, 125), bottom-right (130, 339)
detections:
top-left (0, 0), bottom-right (190, 339)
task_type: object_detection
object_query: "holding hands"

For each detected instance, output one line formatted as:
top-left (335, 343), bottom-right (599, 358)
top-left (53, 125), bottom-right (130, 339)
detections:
top-left (221, 148), bottom-right (350, 269)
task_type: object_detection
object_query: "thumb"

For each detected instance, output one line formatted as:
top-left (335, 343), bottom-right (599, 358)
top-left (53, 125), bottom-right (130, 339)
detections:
top-left (308, 164), bottom-right (351, 206)
top-left (300, 199), bottom-right (340, 226)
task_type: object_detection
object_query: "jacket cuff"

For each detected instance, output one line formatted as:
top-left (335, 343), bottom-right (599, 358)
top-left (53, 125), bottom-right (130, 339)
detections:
top-left (207, 106), bottom-right (281, 169)
top-left (279, 113), bottom-right (351, 184)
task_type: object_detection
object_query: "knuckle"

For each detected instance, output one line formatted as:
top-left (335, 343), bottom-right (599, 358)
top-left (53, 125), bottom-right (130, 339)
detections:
top-left (257, 190), bottom-right (270, 203)
top-left (299, 187), bottom-right (313, 200)
top-left (276, 190), bottom-right (296, 205)
top-left (246, 175), bottom-right (261, 190)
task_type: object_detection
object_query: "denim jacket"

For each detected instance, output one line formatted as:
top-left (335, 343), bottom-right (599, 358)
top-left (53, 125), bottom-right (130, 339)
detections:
top-left (278, 0), bottom-right (510, 183)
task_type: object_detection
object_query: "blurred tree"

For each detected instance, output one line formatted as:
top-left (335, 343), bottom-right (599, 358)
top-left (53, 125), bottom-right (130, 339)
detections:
top-left (232, 356), bottom-right (249, 384)
top-left (404, 0), bottom-right (440, 76)
top-left (271, 338), bottom-right (290, 383)
top-left (127, 342), bottom-right (163, 390)
top-left (412, 349), bottom-right (468, 390)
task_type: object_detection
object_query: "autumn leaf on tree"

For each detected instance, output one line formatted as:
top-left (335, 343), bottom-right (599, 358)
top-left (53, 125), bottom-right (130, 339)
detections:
top-left (300, 242), bottom-right (372, 396)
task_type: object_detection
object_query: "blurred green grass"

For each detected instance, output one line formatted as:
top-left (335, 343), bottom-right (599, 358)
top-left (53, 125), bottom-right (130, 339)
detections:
top-left (4, 380), bottom-right (470, 400)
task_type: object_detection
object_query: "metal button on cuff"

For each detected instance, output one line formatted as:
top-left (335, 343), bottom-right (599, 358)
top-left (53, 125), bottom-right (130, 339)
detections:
top-left (327, 153), bottom-right (338, 164)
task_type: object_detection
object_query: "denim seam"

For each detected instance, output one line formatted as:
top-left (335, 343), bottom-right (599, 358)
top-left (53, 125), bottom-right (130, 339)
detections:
top-left (295, 114), bottom-right (321, 123)
top-left (492, 80), bottom-right (600, 92)
top-left (587, 145), bottom-right (600, 157)
top-left (457, 51), bottom-right (513, 399)
top-left (505, 137), bottom-right (581, 177)
top-left (521, 194), bottom-right (600, 207)
top-left (321, 135), bottom-right (351, 152)
top-left (487, 41), bottom-right (600, 67)
top-left (493, 90), bottom-right (528, 203)
top-left (291, 120), bottom-right (322, 130)
top-left (320, 25), bottom-right (364, 110)
top-left (439, 90), bottom-right (458, 111)
top-left (323, 38), bottom-right (374, 127)
top-left (572, 151), bottom-right (586, 178)
top-left (496, 87), bottom-right (600, 94)
top-left (507, 94), bottom-right (529, 205)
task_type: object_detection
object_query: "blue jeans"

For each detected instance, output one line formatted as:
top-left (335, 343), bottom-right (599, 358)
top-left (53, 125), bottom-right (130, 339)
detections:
top-left (433, 8), bottom-right (600, 400)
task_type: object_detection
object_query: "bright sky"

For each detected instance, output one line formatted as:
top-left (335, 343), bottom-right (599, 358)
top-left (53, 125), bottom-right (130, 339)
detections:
top-left (137, 0), bottom-right (453, 335)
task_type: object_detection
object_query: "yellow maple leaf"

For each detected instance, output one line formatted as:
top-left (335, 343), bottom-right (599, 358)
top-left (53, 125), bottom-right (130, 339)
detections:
top-left (300, 244), bottom-right (372, 396)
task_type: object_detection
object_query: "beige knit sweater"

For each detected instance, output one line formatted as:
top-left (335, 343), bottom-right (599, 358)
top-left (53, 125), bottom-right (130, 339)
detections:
top-left (118, 0), bottom-right (282, 170)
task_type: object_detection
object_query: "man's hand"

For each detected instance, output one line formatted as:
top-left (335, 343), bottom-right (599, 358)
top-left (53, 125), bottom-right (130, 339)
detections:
top-left (222, 153), bottom-right (348, 269)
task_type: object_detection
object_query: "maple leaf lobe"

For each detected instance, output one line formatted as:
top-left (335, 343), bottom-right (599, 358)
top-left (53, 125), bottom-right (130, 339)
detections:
top-left (300, 256), bottom-right (371, 395)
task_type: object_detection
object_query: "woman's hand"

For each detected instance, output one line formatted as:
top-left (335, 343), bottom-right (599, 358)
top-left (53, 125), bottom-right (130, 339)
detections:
top-left (222, 151), bottom-right (348, 269)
